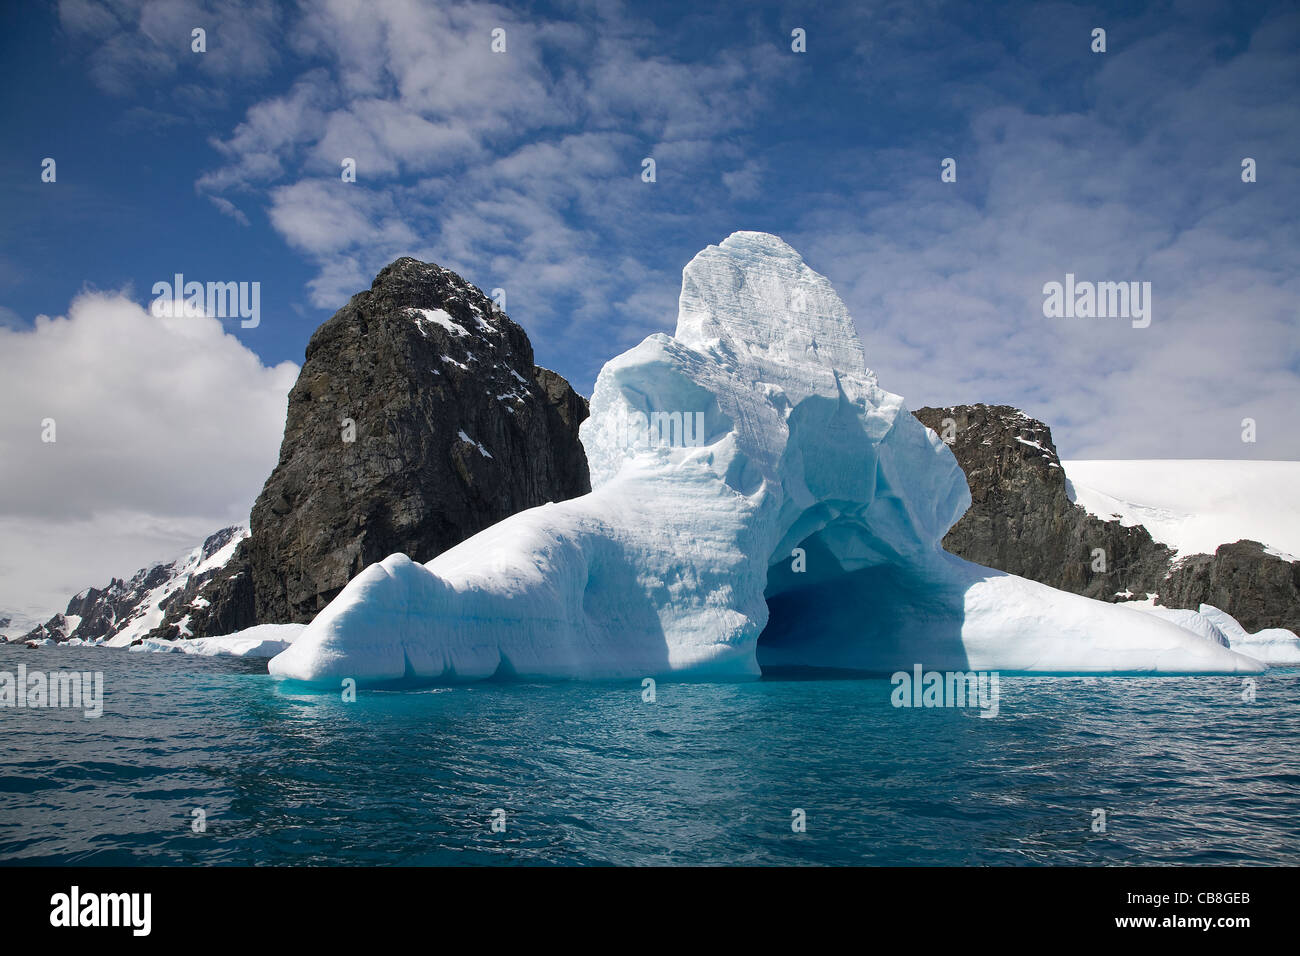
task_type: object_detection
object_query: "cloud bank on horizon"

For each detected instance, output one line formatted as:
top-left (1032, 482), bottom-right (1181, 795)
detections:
top-left (0, 293), bottom-right (296, 619)
top-left (0, 0), bottom-right (1296, 616)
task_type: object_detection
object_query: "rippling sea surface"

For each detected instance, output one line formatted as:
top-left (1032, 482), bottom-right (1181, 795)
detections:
top-left (2, 646), bottom-right (1298, 865)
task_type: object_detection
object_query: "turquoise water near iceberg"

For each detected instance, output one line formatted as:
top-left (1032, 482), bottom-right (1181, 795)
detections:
top-left (2, 645), bottom-right (1299, 865)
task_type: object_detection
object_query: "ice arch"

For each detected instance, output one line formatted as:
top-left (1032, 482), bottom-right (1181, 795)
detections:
top-left (270, 233), bottom-right (1261, 684)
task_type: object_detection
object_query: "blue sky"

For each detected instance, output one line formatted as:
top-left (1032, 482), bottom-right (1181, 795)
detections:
top-left (1, 0), bottom-right (1297, 617)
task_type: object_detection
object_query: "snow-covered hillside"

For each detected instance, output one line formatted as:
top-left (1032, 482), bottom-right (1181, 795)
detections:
top-left (12, 526), bottom-right (248, 646)
top-left (1063, 460), bottom-right (1300, 560)
top-left (0, 611), bottom-right (44, 643)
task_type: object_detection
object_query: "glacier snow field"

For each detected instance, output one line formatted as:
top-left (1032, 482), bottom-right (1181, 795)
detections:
top-left (3, 646), bottom-right (1300, 865)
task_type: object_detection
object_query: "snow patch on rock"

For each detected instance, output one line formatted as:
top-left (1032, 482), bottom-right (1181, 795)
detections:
top-left (409, 308), bottom-right (469, 338)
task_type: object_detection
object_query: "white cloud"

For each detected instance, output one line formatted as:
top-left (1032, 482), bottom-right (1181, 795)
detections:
top-left (722, 160), bottom-right (764, 200)
top-left (206, 194), bottom-right (251, 225)
top-left (74, 0), bottom-right (1300, 462)
top-left (786, 7), bottom-right (1300, 460)
top-left (0, 292), bottom-right (297, 620)
top-left (58, 0), bottom-right (283, 96)
top-left (189, 0), bottom-right (774, 390)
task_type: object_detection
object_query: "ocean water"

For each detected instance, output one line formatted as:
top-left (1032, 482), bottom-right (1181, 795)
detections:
top-left (2, 645), bottom-right (1299, 865)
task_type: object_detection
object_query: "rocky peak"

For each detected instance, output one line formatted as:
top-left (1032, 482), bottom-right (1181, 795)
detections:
top-left (163, 256), bottom-right (592, 634)
top-left (199, 526), bottom-right (244, 564)
top-left (922, 402), bottom-right (1065, 481)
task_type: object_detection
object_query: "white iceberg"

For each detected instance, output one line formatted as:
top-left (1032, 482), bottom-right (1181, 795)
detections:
top-left (269, 232), bottom-right (1262, 684)
top-left (132, 623), bottom-right (306, 659)
top-left (1195, 605), bottom-right (1300, 665)
top-left (1125, 603), bottom-right (1232, 648)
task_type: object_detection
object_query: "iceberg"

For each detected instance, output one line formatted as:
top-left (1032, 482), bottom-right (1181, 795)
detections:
top-left (132, 623), bottom-right (306, 659)
top-left (269, 232), bottom-right (1262, 684)
top-left (1195, 605), bottom-right (1300, 665)
top-left (1125, 603), bottom-right (1232, 648)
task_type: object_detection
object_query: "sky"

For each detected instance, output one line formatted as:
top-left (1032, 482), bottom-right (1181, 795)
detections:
top-left (0, 0), bottom-right (1297, 623)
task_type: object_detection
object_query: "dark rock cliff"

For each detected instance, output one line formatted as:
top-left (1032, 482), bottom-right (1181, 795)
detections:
top-left (912, 404), bottom-right (1174, 601)
top-left (1159, 540), bottom-right (1300, 632)
top-left (162, 257), bottom-right (591, 634)
top-left (912, 404), bottom-right (1298, 633)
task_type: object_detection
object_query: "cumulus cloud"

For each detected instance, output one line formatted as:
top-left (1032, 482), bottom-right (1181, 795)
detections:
top-left (0, 292), bottom-right (297, 619)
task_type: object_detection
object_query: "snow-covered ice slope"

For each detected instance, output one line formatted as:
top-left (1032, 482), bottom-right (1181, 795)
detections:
top-left (100, 527), bottom-right (248, 647)
top-left (270, 233), bottom-right (1261, 684)
top-left (1195, 605), bottom-right (1300, 665)
top-left (131, 623), bottom-right (306, 658)
top-left (1125, 603), bottom-right (1231, 648)
top-left (1063, 460), bottom-right (1300, 560)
